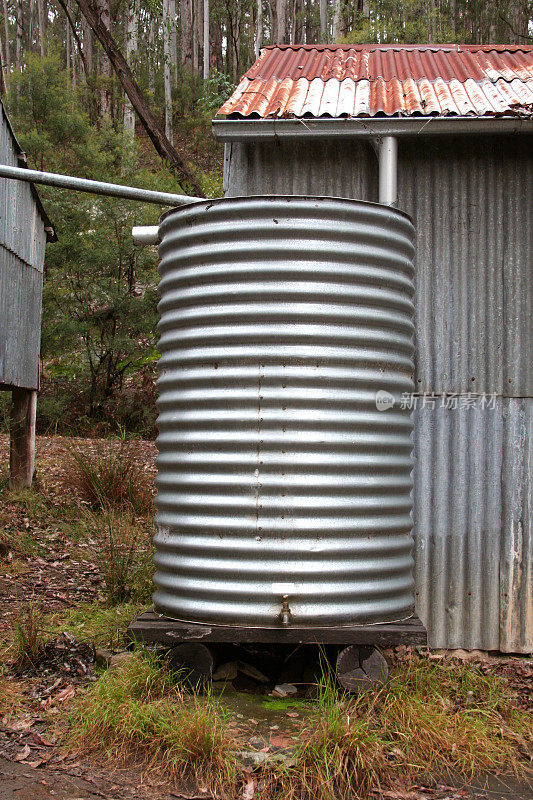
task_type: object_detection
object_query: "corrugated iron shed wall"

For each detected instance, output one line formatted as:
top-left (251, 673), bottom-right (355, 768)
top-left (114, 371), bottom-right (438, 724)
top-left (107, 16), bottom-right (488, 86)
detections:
top-left (224, 134), bottom-right (532, 652)
top-left (0, 102), bottom-right (48, 390)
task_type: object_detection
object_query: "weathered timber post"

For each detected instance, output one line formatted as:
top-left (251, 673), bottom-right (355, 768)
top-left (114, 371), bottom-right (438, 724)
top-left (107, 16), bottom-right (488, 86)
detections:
top-left (9, 388), bottom-right (37, 490)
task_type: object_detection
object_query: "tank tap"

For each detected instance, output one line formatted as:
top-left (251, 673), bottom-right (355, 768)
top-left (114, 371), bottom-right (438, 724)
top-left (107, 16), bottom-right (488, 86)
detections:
top-left (279, 595), bottom-right (292, 626)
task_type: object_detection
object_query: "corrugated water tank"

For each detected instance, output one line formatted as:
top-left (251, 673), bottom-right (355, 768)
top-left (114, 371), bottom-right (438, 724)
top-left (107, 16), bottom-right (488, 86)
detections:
top-left (153, 196), bottom-right (416, 628)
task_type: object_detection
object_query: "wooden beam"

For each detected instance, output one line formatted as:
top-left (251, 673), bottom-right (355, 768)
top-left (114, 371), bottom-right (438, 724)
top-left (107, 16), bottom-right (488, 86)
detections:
top-left (127, 611), bottom-right (428, 647)
top-left (9, 388), bottom-right (37, 490)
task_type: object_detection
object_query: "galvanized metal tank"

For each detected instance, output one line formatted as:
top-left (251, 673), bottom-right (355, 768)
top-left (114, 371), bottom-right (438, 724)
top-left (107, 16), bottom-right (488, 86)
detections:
top-left (154, 196), bottom-right (415, 627)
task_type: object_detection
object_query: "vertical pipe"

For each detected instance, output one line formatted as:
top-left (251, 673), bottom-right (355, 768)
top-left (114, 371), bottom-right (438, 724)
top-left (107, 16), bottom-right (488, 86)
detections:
top-left (378, 135), bottom-right (398, 206)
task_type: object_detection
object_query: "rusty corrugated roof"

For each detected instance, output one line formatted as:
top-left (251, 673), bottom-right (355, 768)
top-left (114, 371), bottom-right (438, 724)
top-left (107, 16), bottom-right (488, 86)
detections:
top-left (218, 44), bottom-right (533, 118)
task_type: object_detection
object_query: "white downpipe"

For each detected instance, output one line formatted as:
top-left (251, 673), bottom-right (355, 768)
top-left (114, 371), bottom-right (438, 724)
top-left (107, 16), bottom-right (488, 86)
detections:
top-left (378, 135), bottom-right (398, 206)
top-left (132, 225), bottom-right (160, 245)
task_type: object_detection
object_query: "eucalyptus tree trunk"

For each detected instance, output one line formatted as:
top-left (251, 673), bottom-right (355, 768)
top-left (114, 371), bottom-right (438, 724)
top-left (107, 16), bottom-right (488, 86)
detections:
top-left (162, 0), bottom-right (173, 141)
top-left (98, 0), bottom-right (112, 117)
top-left (319, 0), bottom-right (327, 41)
top-left (0, 26), bottom-right (6, 94)
top-left (37, 0), bottom-right (45, 55)
top-left (2, 0), bottom-right (10, 81)
top-left (66, 2), bottom-right (71, 84)
top-left (255, 0), bottom-right (262, 57)
top-left (203, 0), bottom-right (209, 79)
top-left (74, 0), bottom-right (204, 195)
top-left (169, 0), bottom-right (177, 85)
top-left (123, 0), bottom-right (137, 138)
top-left (276, 0), bottom-right (287, 43)
top-left (180, 0), bottom-right (192, 67)
top-left (15, 0), bottom-right (23, 72)
top-left (148, 18), bottom-right (154, 93)
top-left (332, 0), bottom-right (341, 40)
top-left (192, 0), bottom-right (200, 73)
top-left (82, 15), bottom-right (93, 73)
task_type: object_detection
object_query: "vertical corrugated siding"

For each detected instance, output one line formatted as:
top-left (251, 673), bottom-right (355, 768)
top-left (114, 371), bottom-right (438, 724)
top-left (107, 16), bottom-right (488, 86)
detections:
top-left (225, 133), bottom-right (532, 651)
top-left (0, 249), bottom-right (43, 389)
top-left (0, 107), bottom-right (47, 390)
top-left (0, 103), bottom-right (47, 273)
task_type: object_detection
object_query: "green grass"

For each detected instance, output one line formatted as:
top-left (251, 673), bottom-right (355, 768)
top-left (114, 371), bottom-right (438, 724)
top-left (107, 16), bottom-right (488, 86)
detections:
top-left (48, 601), bottom-right (147, 648)
top-left (66, 650), bottom-right (239, 794)
top-left (63, 651), bottom-right (531, 800)
top-left (261, 659), bottom-right (532, 800)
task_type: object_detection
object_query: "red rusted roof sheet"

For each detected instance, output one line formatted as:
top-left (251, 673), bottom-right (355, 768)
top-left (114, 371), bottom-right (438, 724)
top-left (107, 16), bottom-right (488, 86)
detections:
top-left (218, 44), bottom-right (533, 118)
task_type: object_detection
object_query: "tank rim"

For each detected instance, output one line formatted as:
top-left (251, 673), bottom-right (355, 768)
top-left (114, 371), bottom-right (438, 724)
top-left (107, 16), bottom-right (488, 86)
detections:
top-left (159, 194), bottom-right (414, 226)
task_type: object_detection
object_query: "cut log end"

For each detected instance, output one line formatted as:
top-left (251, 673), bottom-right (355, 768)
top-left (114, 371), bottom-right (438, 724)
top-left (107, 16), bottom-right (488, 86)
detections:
top-left (336, 645), bottom-right (389, 692)
top-left (166, 643), bottom-right (214, 687)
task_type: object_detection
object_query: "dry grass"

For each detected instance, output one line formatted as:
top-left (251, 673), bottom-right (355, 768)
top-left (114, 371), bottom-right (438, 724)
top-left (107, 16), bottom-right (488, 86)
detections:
top-left (63, 435), bottom-right (153, 517)
top-left (11, 601), bottom-right (47, 669)
top-left (84, 509), bottom-right (153, 606)
top-left (66, 650), bottom-right (240, 796)
top-left (262, 659), bottom-right (532, 800)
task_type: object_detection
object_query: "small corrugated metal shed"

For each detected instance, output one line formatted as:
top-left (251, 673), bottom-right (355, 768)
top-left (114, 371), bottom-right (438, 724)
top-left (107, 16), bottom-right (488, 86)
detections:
top-left (0, 100), bottom-right (55, 391)
top-left (0, 99), bottom-right (55, 488)
top-left (214, 44), bottom-right (533, 653)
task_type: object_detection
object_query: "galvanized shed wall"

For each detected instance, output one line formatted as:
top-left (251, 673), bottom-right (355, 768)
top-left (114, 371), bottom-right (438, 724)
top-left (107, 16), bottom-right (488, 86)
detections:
top-left (224, 134), bottom-right (532, 652)
top-left (0, 102), bottom-right (48, 390)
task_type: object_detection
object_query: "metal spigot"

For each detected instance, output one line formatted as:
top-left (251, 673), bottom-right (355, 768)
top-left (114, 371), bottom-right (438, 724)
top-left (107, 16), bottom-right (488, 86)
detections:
top-left (279, 595), bottom-right (292, 626)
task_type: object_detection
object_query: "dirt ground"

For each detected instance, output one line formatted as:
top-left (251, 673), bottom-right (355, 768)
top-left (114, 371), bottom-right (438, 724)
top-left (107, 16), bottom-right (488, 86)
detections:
top-left (0, 435), bottom-right (531, 800)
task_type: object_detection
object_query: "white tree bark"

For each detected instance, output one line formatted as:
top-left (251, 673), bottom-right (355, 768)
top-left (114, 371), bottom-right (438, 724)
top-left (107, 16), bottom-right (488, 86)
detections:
top-left (169, 0), bottom-right (177, 85)
top-left (37, 0), bottom-right (45, 56)
top-left (332, 0), bottom-right (341, 40)
top-left (82, 15), bottom-right (93, 74)
top-left (319, 0), bottom-right (327, 41)
top-left (203, 0), bottom-right (208, 79)
top-left (15, 0), bottom-right (23, 72)
top-left (123, 0), bottom-right (137, 137)
top-left (275, 0), bottom-right (286, 43)
top-left (3, 0), bottom-right (10, 79)
top-left (163, 0), bottom-right (173, 141)
top-left (98, 0), bottom-right (112, 117)
top-left (255, 0), bottom-right (262, 58)
top-left (66, 2), bottom-right (71, 84)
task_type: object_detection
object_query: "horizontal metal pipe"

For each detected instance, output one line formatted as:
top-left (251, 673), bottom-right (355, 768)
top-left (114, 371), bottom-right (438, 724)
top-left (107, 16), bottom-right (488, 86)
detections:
top-left (0, 163), bottom-right (203, 206)
top-left (132, 225), bottom-right (160, 245)
top-left (212, 117), bottom-right (533, 142)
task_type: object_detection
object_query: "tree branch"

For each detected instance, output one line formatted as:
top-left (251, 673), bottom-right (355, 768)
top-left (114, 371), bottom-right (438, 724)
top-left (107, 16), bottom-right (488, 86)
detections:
top-left (73, 0), bottom-right (205, 196)
top-left (55, 0), bottom-right (89, 75)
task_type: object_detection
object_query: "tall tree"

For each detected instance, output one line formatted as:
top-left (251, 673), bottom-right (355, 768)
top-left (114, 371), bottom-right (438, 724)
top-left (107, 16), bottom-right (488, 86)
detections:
top-left (73, 0), bottom-right (204, 195)
top-left (255, 0), bottom-right (262, 55)
top-left (332, 0), bottom-right (341, 40)
top-left (37, 0), bottom-right (45, 56)
top-left (319, 0), bottom-right (327, 40)
top-left (123, 0), bottom-right (137, 137)
top-left (15, 0), bottom-right (23, 73)
top-left (162, 0), bottom-right (173, 140)
top-left (203, 0), bottom-right (209, 78)
top-left (97, 0), bottom-right (112, 117)
top-left (3, 0), bottom-right (11, 84)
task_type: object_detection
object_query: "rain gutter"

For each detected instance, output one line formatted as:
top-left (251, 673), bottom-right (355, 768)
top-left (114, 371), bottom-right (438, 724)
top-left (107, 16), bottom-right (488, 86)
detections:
top-left (212, 116), bottom-right (533, 142)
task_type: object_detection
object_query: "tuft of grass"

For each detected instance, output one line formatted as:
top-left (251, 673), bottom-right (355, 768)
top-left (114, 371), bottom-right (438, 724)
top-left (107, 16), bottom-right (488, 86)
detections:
top-left (11, 602), bottom-right (46, 669)
top-left (263, 658), bottom-right (532, 800)
top-left (263, 670), bottom-right (388, 800)
top-left (63, 435), bottom-right (153, 517)
top-left (49, 602), bottom-right (147, 648)
top-left (66, 650), bottom-right (239, 794)
top-left (84, 510), bottom-right (154, 606)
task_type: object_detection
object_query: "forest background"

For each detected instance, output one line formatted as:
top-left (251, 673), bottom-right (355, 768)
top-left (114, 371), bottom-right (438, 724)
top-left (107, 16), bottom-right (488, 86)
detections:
top-left (1, 0), bottom-right (530, 437)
